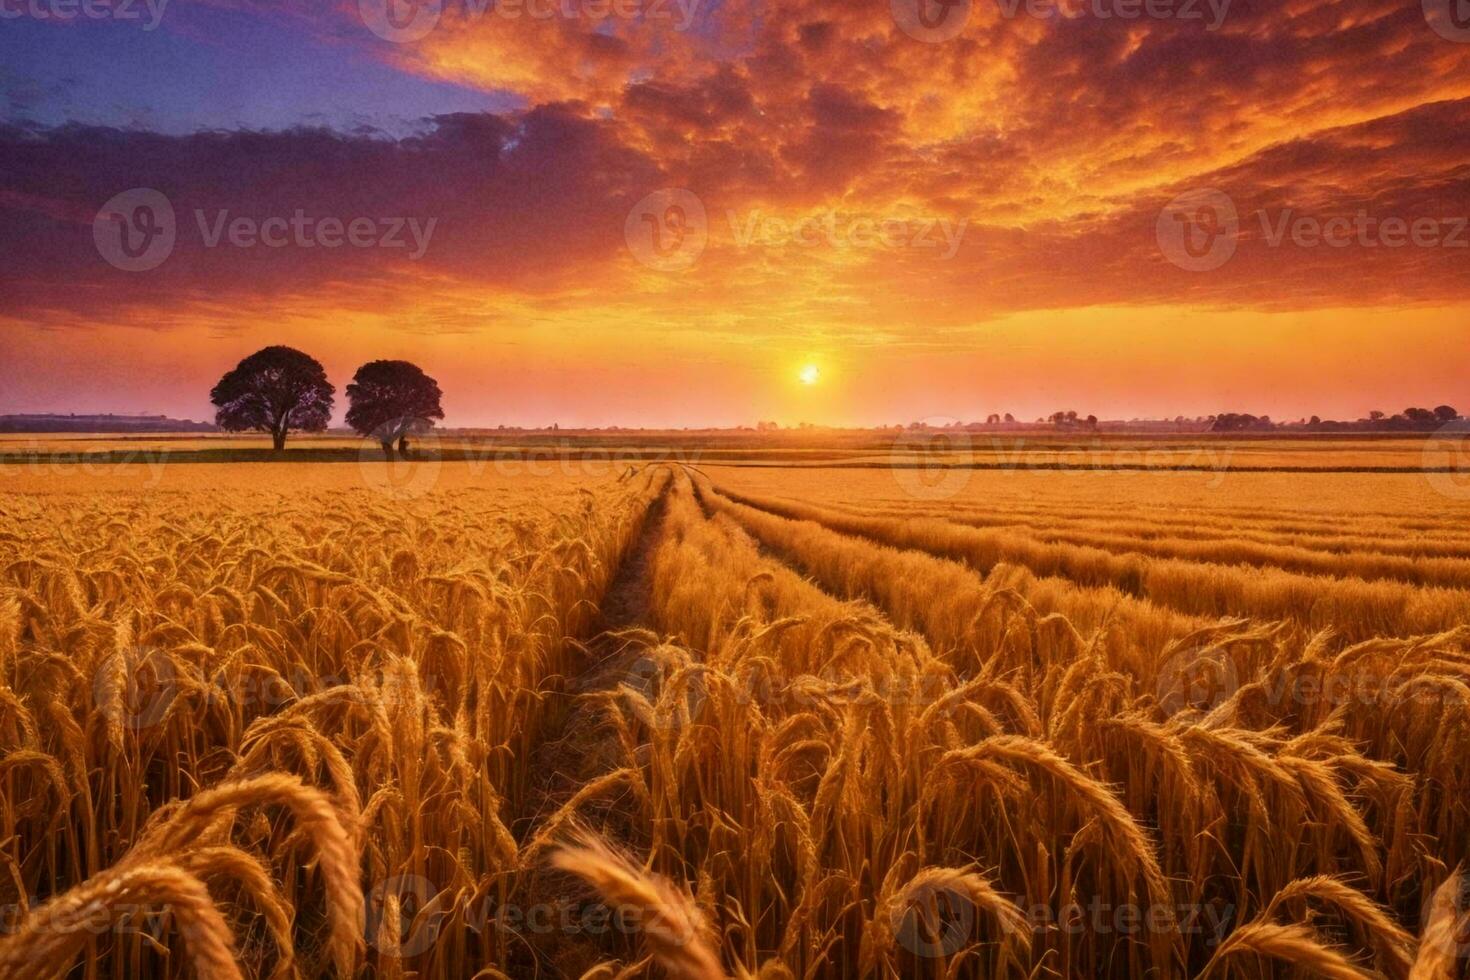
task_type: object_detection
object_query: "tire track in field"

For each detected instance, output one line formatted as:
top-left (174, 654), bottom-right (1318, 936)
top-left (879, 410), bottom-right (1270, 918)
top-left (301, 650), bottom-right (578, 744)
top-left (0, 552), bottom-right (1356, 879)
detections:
top-left (513, 469), bottom-right (674, 978)
top-left (518, 470), bottom-right (931, 976)
top-left (829, 496), bottom-right (1470, 560)
top-left (685, 469), bottom-right (920, 644)
top-left (685, 470), bottom-right (995, 646)
top-left (704, 478), bottom-right (1470, 643)
top-left (819, 498), bottom-right (1470, 589)
top-left (693, 471), bottom-right (1213, 661)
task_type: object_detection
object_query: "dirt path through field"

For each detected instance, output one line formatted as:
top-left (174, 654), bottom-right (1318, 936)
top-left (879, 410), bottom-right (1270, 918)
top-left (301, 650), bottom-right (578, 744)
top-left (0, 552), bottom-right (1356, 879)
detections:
top-left (512, 469), bottom-right (674, 976)
top-left (516, 468), bottom-right (928, 975)
top-left (593, 483), bottom-right (667, 632)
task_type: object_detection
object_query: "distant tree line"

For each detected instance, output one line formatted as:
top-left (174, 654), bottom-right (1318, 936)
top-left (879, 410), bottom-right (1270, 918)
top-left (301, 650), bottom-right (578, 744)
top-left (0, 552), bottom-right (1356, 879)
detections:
top-left (1214, 406), bottom-right (1462, 433)
top-left (1047, 411), bottom-right (1099, 430)
top-left (0, 414), bottom-right (216, 434)
top-left (893, 408), bottom-right (1464, 434)
top-left (209, 346), bottom-right (444, 458)
top-left (1209, 413), bottom-right (1278, 432)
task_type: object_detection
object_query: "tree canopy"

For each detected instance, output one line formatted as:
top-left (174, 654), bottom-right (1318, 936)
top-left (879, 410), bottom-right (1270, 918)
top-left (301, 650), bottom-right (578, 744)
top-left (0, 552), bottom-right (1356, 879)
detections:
top-left (209, 346), bottom-right (335, 450)
top-left (345, 360), bottom-right (445, 458)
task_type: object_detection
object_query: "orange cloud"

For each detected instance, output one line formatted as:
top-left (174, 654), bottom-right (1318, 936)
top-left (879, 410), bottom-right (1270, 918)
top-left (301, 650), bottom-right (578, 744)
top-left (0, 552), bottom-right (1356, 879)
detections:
top-left (3, 0), bottom-right (1469, 423)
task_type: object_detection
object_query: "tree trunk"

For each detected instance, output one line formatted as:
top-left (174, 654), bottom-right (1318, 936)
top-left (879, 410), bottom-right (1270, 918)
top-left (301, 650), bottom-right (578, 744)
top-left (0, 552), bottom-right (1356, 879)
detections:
top-left (272, 430), bottom-right (287, 452)
top-left (381, 439), bottom-right (395, 461)
top-left (397, 435), bottom-right (410, 459)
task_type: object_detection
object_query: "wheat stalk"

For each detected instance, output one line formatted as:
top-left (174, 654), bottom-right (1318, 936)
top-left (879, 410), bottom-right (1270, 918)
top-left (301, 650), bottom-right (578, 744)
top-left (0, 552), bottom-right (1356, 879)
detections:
top-left (552, 830), bottom-right (728, 980)
top-left (0, 862), bottom-right (241, 980)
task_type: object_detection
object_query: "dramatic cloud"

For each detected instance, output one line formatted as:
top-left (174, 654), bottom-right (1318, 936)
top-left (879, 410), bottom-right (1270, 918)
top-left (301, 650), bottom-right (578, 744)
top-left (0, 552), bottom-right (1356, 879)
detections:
top-left (1, 0), bottom-right (1467, 423)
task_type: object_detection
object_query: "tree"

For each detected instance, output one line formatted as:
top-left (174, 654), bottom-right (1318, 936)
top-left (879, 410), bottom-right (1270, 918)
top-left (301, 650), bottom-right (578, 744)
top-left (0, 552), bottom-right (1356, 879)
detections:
top-left (1211, 412), bottom-right (1273, 432)
top-left (346, 361), bottom-right (446, 459)
top-left (210, 346), bottom-right (334, 451)
top-left (1368, 410), bottom-right (1386, 422)
top-left (1434, 405), bottom-right (1460, 422)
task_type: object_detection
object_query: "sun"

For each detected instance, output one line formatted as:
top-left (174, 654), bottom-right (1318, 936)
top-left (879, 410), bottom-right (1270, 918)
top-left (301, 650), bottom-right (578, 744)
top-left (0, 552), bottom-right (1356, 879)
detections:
top-left (799, 364), bottom-right (821, 386)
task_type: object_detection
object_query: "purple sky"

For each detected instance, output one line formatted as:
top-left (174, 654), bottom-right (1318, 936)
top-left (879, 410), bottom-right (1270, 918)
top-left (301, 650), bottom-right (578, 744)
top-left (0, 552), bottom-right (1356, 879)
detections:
top-left (0, 3), bottom-right (512, 133)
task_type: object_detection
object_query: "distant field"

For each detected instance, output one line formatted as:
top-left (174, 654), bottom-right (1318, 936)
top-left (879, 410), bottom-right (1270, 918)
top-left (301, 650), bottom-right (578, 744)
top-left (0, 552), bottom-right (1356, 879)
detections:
top-left (2, 440), bottom-right (1468, 978)
top-left (0, 459), bottom-right (615, 495)
top-left (1, 431), bottom-right (1465, 473)
top-left (712, 464), bottom-right (1470, 523)
top-left (709, 465), bottom-right (1470, 638)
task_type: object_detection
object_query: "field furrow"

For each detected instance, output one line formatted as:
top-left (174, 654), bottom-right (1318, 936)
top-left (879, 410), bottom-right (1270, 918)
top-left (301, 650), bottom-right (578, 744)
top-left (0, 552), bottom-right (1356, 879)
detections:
top-left (695, 473), bottom-right (1206, 670)
top-left (814, 500), bottom-right (1470, 587)
top-left (713, 482), bottom-right (1470, 643)
top-left (823, 498), bottom-right (1470, 560)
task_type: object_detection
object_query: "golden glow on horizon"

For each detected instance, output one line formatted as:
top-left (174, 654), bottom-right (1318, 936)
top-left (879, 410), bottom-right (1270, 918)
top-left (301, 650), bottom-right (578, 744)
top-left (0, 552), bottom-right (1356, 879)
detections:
top-left (6, 304), bottom-right (1468, 428)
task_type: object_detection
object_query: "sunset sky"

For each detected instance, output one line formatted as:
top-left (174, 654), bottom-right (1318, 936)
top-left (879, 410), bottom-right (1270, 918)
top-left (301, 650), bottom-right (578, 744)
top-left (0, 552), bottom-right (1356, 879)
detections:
top-left (2, 0), bottom-right (1468, 427)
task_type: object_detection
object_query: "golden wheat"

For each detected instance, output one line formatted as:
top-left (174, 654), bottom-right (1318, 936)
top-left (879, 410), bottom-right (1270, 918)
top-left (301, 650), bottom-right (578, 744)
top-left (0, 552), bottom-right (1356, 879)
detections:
top-left (1, 458), bottom-right (1467, 978)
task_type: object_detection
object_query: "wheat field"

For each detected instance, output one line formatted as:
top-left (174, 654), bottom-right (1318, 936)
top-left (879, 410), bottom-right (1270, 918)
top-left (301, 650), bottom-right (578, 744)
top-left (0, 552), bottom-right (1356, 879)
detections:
top-left (1, 454), bottom-right (1468, 979)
